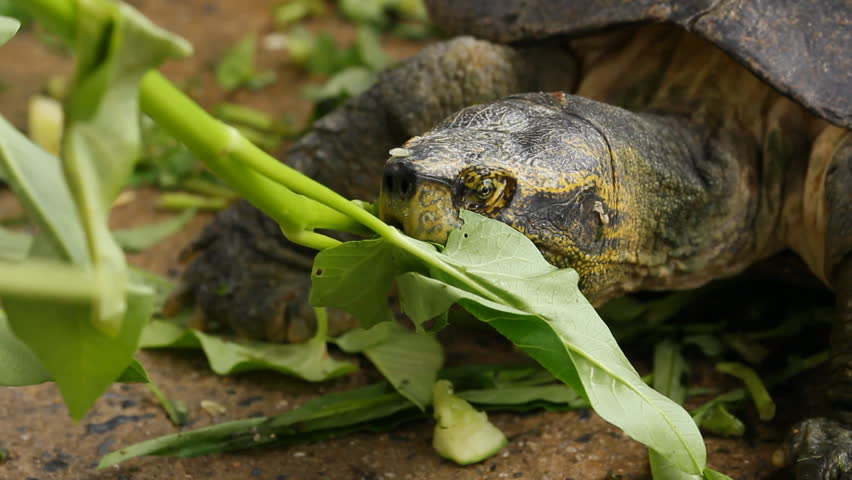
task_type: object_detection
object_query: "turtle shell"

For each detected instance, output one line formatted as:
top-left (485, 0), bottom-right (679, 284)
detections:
top-left (425, 0), bottom-right (851, 128)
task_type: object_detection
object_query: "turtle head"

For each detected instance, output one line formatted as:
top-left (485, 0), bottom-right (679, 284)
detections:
top-left (379, 93), bottom-right (622, 294)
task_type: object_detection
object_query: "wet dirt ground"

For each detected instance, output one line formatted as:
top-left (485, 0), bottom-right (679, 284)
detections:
top-left (0, 1), bottom-right (818, 479)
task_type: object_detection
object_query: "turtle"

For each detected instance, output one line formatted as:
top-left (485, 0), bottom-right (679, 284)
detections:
top-left (174, 0), bottom-right (852, 477)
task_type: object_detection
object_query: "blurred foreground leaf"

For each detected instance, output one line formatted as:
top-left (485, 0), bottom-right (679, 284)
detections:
top-left (0, 0), bottom-right (188, 419)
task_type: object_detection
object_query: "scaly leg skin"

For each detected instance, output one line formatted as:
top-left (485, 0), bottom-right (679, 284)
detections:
top-left (175, 37), bottom-right (577, 341)
top-left (786, 131), bottom-right (852, 479)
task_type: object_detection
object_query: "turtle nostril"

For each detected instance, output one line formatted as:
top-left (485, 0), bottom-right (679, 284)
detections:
top-left (399, 177), bottom-right (414, 198)
top-left (383, 171), bottom-right (394, 193)
top-left (382, 162), bottom-right (418, 200)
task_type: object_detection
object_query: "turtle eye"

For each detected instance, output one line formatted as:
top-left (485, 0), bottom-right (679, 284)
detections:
top-left (454, 166), bottom-right (516, 214)
top-left (475, 179), bottom-right (495, 199)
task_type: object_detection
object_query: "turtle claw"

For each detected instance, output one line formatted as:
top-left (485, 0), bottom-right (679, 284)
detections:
top-left (784, 417), bottom-right (852, 480)
top-left (172, 200), bottom-right (356, 343)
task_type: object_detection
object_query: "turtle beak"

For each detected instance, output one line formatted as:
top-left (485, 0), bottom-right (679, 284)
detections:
top-left (378, 160), bottom-right (462, 244)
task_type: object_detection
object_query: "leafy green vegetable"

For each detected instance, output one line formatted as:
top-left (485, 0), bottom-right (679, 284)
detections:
top-left (458, 384), bottom-right (582, 407)
top-left (215, 34), bottom-right (275, 91)
top-left (311, 237), bottom-right (417, 328)
top-left (0, 225), bottom-right (31, 261)
top-left (7, 285), bottom-right (155, 417)
top-left (145, 379), bottom-right (190, 426)
top-left (0, 115), bottom-right (89, 265)
top-left (0, 115), bottom-right (156, 418)
top-left (653, 339), bottom-right (687, 405)
top-left (99, 381), bottom-right (416, 466)
top-left (0, 15), bottom-right (19, 44)
top-left (356, 26), bottom-right (393, 71)
top-left (716, 362), bottom-right (775, 421)
top-left (112, 209), bottom-right (196, 252)
top-left (274, 0), bottom-right (325, 27)
top-left (695, 403), bottom-right (745, 437)
top-left (0, 310), bottom-right (51, 386)
top-left (339, 0), bottom-right (387, 26)
top-left (99, 363), bottom-right (575, 466)
top-left (301, 66), bottom-right (376, 102)
top-left (314, 211), bottom-right (707, 475)
top-left (647, 338), bottom-right (707, 480)
top-left (140, 319), bottom-right (356, 381)
top-left (336, 321), bottom-right (443, 409)
top-left (0, 0), bottom-right (189, 418)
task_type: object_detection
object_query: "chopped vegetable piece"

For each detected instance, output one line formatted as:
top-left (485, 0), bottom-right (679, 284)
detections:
top-left (432, 379), bottom-right (507, 465)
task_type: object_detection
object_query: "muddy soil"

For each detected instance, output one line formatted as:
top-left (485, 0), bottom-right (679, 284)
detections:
top-left (0, 1), bottom-right (815, 479)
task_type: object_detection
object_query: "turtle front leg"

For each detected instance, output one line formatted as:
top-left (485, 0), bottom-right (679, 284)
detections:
top-left (784, 130), bottom-right (852, 479)
top-left (173, 37), bottom-right (577, 341)
top-left (786, 261), bottom-right (852, 479)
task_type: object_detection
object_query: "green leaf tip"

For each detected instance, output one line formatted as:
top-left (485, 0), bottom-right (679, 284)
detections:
top-left (0, 16), bottom-right (20, 45)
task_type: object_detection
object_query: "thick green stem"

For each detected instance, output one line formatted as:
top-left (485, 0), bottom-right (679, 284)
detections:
top-left (20, 0), bottom-right (502, 302)
top-left (140, 73), bottom-right (362, 239)
top-left (0, 261), bottom-right (99, 302)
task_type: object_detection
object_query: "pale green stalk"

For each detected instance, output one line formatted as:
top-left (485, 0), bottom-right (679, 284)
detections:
top-left (21, 0), bottom-right (506, 302)
top-left (0, 260), bottom-right (99, 301)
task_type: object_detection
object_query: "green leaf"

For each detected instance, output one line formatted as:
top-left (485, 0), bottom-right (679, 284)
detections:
top-left (301, 66), bottom-right (376, 102)
top-left (457, 385), bottom-right (582, 407)
top-left (649, 450), bottom-right (705, 480)
top-left (695, 403), bottom-right (745, 437)
top-left (140, 319), bottom-right (356, 382)
top-left (112, 209), bottom-right (196, 252)
top-left (215, 33), bottom-right (255, 90)
top-left (214, 34), bottom-right (274, 91)
top-left (392, 212), bottom-right (707, 474)
top-left (4, 286), bottom-right (154, 419)
top-left (338, 0), bottom-right (387, 26)
top-left (274, 0), bottom-right (325, 27)
top-left (702, 468), bottom-right (735, 480)
top-left (311, 238), bottom-right (415, 328)
top-left (0, 15), bottom-right (19, 45)
top-left (355, 25), bottom-right (393, 71)
top-left (128, 265), bottom-right (177, 312)
top-left (0, 310), bottom-right (51, 386)
top-left (335, 321), bottom-right (443, 409)
top-left (653, 339), bottom-right (687, 405)
top-left (305, 33), bottom-right (357, 75)
top-left (0, 225), bottom-right (31, 261)
top-left (0, 115), bottom-right (89, 264)
top-left (99, 382), bottom-right (415, 466)
top-left (60, 1), bottom-right (191, 333)
top-left (115, 357), bottom-right (151, 383)
top-left (98, 363), bottom-right (595, 466)
top-left (716, 362), bottom-right (775, 421)
top-left (0, 2), bottom-right (190, 419)
top-left (312, 212), bottom-right (707, 473)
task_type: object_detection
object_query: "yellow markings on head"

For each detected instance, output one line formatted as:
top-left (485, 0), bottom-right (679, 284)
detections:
top-left (456, 166), bottom-right (516, 215)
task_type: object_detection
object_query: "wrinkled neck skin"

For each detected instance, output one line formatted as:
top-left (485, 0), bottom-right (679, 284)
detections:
top-left (548, 95), bottom-right (766, 304)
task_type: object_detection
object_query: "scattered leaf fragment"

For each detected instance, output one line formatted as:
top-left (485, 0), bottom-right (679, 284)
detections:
top-left (716, 362), bottom-right (775, 421)
top-left (201, 399), bottom-right (227, 416)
